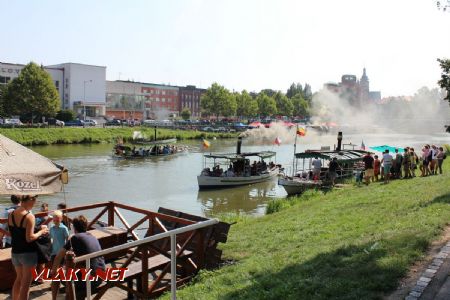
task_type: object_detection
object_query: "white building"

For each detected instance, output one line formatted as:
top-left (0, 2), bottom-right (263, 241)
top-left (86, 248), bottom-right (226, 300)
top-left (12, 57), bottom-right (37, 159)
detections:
top-left (0, 62), bottom-right (106, 117)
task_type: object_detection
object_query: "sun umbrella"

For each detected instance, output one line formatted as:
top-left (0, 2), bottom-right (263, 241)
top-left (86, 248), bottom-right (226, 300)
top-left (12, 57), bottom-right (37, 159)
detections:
top-left (249, 121), bottom-right (262, 127)
top-left (0, 134), bottom-right (68, 195)
top-left (369, 145), bottom-right (404, 153)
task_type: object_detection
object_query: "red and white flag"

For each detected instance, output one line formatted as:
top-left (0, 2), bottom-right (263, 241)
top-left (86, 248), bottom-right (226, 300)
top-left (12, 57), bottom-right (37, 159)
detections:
top-left (274, 137), bottom-right (282, 146)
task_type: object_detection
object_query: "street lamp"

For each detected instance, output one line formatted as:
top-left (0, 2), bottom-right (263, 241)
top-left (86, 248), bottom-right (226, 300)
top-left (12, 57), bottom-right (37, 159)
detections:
top-left (83, 80), bottom-right (92, 120)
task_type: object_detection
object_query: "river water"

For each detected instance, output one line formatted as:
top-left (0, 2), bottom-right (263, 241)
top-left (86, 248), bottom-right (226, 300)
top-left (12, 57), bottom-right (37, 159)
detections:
top-left (1, 132), bottom-right (449, 222)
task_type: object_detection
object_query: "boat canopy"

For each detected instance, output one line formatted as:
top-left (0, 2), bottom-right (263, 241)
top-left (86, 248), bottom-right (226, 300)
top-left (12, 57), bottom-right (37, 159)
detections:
top-left (294, 150), bottom-right (368, 162)
top-left (369, 145), bottom-right (404, 153)
top-left (204, 151), bottom-right (276, 161)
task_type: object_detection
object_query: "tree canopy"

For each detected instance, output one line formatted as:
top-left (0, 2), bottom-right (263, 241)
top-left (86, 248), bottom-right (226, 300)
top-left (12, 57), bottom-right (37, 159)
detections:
top-left (200, 83), bottom-right (236, 118)
top-left (3, 62), bottom-right (60, 118)
top-left (438, 58), bottom-right (450, 102)
top-left (236, 90), bottom-right (258, 118)
top-left (257, 93), bottom-right (277, 117)
top-left (181, 107), bottom-right (191, 120)
top-left (274, 91), bottom-right (294, 116)
top-left (291, 93), bottom-right (310, 117)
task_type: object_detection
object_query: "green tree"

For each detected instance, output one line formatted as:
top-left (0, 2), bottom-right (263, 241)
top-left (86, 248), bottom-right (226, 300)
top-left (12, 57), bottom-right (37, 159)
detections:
top-left (286, 83), bottom-right (303, 99)
top-left (438, 58), bottom-right (450, 102)
top-left (181, 107), bottom-right (191, 120)
top-left (236, 90), bottom-right (258, 119)
top-left (257, 93), bottom-right (277, 117)
top-left (274, 91), bottom-right (294, 117)
top-left (291, 93), bottom-right (310, 117)
top-left (55, 110), bottom-right (75, 122)
top-left (221, 93), bottom-right (237, 117)
top-left (3, 62), bottom-right (60, 118)
top-left (200, 83), bottom-right (232, 119)
top-left (260, 89), bottom-right (277, 97)
top-left (0, 85), bottom-right (6, 116)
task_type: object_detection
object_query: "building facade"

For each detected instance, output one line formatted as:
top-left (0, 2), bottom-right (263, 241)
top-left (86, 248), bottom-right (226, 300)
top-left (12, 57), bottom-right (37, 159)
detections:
top-left (324, 68), bottom-right (381, 106)
top-left (0, 62), bottom-right (106, 117)
top-left (178, 85), bottom-right (205, 118)
top-left (106, 81), bottom-right (205, 120)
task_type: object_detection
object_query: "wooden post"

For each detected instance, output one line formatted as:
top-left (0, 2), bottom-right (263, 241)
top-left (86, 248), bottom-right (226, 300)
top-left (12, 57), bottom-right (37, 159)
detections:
top-left (196, 228), bottom-right (205, 269)
top-left (65, 251), bottom-right (76, 300)
top-left (108, 201), bottom-right (115, 226)
top-left (141, 246), bottom-right (149, 297)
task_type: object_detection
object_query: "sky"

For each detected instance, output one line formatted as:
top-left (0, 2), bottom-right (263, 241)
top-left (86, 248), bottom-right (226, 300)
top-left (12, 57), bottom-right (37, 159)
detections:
top-left (2, 0), bottom-right (450, 97)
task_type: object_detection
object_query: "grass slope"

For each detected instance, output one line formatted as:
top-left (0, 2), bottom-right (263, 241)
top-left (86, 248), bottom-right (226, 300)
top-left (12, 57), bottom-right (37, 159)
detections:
top-left (0, 127), bottom-right (237, 145)
top-left (171, 160), bottom-right (450, 300)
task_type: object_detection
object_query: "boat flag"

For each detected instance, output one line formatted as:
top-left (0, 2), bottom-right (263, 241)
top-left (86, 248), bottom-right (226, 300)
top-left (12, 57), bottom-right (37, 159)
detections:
top-left (296, 127), bottom-right (306, 136)
top-left (274, 137), bottom-right (282, 146)
top-left (202, 139), bottom-right (211, 149)
top-left (360, 140), bottom-right (366, 150)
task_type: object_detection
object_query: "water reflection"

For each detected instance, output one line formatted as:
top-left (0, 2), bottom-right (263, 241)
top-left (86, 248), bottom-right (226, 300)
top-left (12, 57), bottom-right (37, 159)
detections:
top-left (198, 180), bottom-right (284, 216)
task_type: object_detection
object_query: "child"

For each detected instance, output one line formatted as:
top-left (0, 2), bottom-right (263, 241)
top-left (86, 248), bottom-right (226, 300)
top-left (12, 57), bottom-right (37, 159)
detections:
top-left (36, 202), bottom-right (49, 227)
top-left (57, 202), bottom-right (71, 229)
top-left (373, 155), bottom-right (381, 182)
top-left (50, 210), bottom-right (70, 262)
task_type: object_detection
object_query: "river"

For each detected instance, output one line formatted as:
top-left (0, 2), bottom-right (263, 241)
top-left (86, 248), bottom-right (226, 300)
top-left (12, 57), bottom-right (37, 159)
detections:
top-left (1, 131), bottom-right (449, 221)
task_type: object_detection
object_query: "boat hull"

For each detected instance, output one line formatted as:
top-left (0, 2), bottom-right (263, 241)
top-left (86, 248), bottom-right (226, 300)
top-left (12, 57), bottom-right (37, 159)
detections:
top-left (278, 177), bottom-right (322, 195)
top-left (198, 167), bottom-right (279, 189)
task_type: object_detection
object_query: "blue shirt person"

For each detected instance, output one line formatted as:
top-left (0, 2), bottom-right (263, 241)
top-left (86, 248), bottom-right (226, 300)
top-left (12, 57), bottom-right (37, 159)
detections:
top-left (49, 210), bottom-right (70, 257)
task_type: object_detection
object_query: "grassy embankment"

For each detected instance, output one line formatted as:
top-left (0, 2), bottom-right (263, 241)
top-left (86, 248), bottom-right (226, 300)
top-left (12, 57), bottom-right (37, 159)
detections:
top-left (0, 127), bottom-right (237, 146)
top-left (168, 159), bottom-right (450, 300)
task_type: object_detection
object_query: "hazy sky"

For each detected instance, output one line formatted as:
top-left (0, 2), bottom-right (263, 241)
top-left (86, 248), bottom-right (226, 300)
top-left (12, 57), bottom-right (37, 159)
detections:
top-left (2, 0), bottom-right (450, 97)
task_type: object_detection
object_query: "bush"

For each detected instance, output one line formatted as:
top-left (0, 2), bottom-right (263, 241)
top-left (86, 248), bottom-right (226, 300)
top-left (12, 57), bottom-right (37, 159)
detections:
top-left (56, 110), bottom-right (75, 122)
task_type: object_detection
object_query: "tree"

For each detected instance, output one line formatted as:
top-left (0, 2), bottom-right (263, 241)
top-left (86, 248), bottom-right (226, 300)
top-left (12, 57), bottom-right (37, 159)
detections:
top-left (303, 83), bottom-right (313, 104)
top-left (221, 93), bottom-right (237, 117)
top-left (200, 83), bottom-right (232, 119)
top-left (0, 85), bottom-right (6, 116)
top-left (56, 110), bottom-right (75, 122)
top-left (3, 62), bottom-right (60, 119)
top-left (438, 58), bottom-right (450, 102)
top-left (273, 91), bottom-right (294, 116)
top-left (286, 83), bottom-right (303, 99)
top-left (257, 93), bottom-right (277, 117)
top-left (291, 93), bottom-right (310, 117)
top-left (181, 107), bottom-right (191, 120)
top-left (236, 90), bottom-right (258, 119)
top-left (260, 89), bottom-right (277, 97)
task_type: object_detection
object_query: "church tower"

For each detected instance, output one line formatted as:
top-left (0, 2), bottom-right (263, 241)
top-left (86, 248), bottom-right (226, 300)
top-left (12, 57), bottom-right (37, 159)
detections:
top-left (359, 68), bottom-right (370, 104)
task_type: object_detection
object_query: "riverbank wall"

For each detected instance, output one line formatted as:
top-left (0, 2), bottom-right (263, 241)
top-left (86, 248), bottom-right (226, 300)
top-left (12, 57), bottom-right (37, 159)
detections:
top-left (0, 128), bottom-right (238, 146)
top-left (166, 159), bottom-right (450, 299)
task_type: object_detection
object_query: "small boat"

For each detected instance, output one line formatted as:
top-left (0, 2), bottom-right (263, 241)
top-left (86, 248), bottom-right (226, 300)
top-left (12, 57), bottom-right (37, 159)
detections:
top-left (132, 137), bottom-right (177, 145)
top-left (197, 137), bottom-right (281, 189)
top-left (113, 142), bottom-right (184, 159)
top-left (278, 132), bottom-right (368, 195)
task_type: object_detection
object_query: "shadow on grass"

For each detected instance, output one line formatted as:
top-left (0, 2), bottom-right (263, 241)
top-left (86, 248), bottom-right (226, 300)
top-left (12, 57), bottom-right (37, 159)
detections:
top-left (221, 234), bottom-right (428, 300)
top-left (424, 192), bottom-right (450, 206)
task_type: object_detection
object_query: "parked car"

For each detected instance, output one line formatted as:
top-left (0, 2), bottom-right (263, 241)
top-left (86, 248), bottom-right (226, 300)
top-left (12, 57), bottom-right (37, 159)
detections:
top-left (47, 118), bottom-right (65, 126)
top-left (4, 119), bottom-right (23, 126)
top-left (83, 119), bottom-right (97, 126)
top-left (217, 127), bottom-right (227, 132)
top-left (105, 119), bottom-right (122, 126)
top-left (65, 120), bottom-right (85, 127)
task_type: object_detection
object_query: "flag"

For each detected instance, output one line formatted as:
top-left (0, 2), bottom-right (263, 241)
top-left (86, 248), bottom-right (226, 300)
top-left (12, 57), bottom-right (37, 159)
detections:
top-left (360, 140), bottom-right (366, 150)
top-left (274, 137), bottom-right (281, 146)
top-left (296, 127), bottom-right (306, 136)
top-left (202, 139), bottom-right (210, 149)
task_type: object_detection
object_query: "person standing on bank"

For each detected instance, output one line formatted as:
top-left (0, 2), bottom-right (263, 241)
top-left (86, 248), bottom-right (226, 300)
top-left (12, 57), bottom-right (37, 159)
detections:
top-left (8, 195), bottom-right (49, 300)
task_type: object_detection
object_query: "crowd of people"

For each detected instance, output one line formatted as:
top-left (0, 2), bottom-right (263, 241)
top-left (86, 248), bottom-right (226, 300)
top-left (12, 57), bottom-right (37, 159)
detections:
top-left (0, 196), bottom-right (105, 300)
top-left (115, 144), bottom-right (180, 157)
top-left (360, 144), bottom-right (447, 185)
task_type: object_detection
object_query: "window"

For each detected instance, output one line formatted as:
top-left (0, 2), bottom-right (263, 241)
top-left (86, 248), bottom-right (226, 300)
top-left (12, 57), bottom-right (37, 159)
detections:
top-left (156, 97), bottom-right (160, 102)
top-left (55, 80), bottom-right (59, 90)
top-left (0, 76), bottom-right (10, 84)
top-left (162, 91), bottom-right (166, 95)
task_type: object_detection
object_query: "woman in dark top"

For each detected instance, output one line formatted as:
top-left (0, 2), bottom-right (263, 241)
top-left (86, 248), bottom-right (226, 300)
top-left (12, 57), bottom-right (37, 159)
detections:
top-left (8, 195), bottom-right (48, 300)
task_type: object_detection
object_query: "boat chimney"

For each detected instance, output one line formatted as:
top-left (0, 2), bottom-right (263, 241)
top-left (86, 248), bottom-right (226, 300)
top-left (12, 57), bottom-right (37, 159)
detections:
top-left (237, 137), bottom-right (242, 154)
top-left (336, 132), bottom-right (343, 151)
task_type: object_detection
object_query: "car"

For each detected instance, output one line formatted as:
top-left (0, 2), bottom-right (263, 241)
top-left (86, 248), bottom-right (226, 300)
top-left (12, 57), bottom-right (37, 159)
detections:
top-left (65, 120), bottom-right (85, 127)
top-left (217, 127), bottom-right (227, 132)
top-left (201, 126), bottom-right (214, 132)
top-left (5, 118), bottom-right (23, 126)
top-left (105, 119), bottom-right (122, 126)
top-left (143, 119), bottom-right (157, 126)
top-left (47, 118), bottom-right (65, 126)
top-left (83, 119), bottom-right (97, 126)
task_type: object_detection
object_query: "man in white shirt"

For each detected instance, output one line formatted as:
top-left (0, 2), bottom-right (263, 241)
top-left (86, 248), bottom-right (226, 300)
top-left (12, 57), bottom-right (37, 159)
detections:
top-left (430, 145), bottom-right (438, 174)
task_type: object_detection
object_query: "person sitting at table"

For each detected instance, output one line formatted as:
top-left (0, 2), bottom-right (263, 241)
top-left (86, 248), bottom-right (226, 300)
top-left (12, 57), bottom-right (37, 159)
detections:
top-left (52, 215), bottom-right (106, 300)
